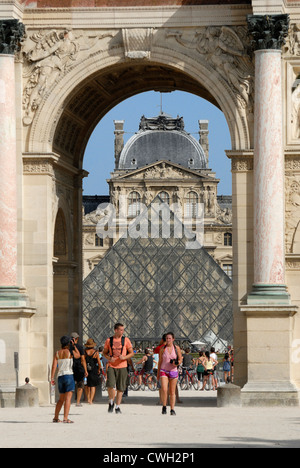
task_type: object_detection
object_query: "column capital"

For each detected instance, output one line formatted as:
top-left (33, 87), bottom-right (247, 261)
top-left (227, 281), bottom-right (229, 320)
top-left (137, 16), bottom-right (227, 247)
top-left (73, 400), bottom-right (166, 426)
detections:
top-left (247, 14), bottom-right (290, 51)
top-left (0, 19), bottom-right (25, 55)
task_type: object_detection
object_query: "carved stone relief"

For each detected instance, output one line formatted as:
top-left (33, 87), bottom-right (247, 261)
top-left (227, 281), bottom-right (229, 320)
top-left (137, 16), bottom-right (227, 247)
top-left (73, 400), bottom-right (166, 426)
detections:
top-left (231, 157), bottom-right (253, 172)
top-left (143, 163), bottom-right (197, 180)
top-left (292, 82), bottom-right (300, 140)
top-left (166, 26), bottom-right (254, 111)
top-left (216, 205), bottom-right (233, 225)
top-left (122, 28), bottom-right (153, 60)
top-left (283, 26), bottom-right (300, 144)
top-left (21, 24), bottom-right (254, 131)
top-left (21, 28), bottom-right (117, 126)
top-left (83, 209), bottom-right (106, 226)
top-left (286, 174), bottom-right (300, 254)
top-left (283, 24), bottom-right (300, 57)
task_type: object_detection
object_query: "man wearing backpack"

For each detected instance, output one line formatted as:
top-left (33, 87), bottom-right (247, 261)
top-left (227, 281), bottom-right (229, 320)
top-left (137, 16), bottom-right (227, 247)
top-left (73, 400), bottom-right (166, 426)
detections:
top-left (103, 323), bottom-right (134, 414)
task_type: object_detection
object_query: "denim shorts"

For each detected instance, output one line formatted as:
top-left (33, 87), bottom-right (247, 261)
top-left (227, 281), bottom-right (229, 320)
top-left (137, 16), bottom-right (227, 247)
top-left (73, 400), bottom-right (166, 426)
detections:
top-left (58, 374), bottom-right (75, 394)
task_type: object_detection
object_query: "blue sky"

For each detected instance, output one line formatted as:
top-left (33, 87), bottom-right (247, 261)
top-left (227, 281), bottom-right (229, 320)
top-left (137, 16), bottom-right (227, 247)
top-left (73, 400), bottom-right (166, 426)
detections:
top-left (83, 90), bottom-right (232, 196)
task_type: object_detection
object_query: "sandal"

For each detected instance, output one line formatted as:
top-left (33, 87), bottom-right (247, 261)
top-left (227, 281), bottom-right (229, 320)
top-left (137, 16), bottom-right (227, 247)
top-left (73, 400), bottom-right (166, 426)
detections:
top-left (53, 418), bottom-right (61, 423)
top-left (63, 419), bottom-right (74, 424)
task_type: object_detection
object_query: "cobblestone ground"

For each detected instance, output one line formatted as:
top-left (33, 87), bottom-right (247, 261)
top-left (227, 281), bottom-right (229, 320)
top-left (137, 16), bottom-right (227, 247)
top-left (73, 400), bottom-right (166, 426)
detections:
top-left (1, 389), bottom-right (300, 448)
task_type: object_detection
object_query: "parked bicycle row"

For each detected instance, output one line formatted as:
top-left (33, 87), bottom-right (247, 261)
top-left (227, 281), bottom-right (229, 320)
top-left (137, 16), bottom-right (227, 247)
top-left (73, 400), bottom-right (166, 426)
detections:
top-left (89, 338), bottom-right (234, 395)
top-left (99, 364), bottom-right (230, 393)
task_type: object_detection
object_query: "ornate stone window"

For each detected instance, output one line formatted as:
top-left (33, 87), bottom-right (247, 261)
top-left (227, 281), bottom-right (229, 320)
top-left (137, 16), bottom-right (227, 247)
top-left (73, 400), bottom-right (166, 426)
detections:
top-left (223, 264), bottom-right (233, 279)
top-left (128, 191), bottom-right (141, 218)
top-left (186, 191), bottom-right (199, 218)
top-left (158, 191), bottom-right (170, 205)
top-left (95, 234), bottom-right (103, 247)
top-left (224, 232), bottom-right (233, 247)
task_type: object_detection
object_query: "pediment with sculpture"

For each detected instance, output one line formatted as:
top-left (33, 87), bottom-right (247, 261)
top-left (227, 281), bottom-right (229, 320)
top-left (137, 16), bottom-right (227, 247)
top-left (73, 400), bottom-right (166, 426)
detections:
top-left (112, 160), bottom-right (215, 183)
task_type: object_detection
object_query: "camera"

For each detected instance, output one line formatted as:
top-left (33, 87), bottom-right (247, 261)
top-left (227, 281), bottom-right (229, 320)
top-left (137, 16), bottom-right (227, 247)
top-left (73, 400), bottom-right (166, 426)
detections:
top-left (170, 358), bottom-right (179, 366)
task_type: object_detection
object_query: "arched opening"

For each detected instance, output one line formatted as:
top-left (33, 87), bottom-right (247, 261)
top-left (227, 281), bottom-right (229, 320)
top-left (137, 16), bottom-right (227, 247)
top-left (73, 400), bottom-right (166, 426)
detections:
top-left (53, 209), bottom-right (70, 348)
top-left (51, 62), bottom-right (223, 168)
top-left (34, 55), bottom-right (248, 385)
top-left (79, 90), bottom-right (233, 353)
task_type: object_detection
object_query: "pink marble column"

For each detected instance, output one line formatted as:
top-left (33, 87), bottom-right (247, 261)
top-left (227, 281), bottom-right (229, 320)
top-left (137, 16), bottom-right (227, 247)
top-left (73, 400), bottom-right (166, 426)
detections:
top-left (0, 55), bottom-right (17, 287)
top-left (254, 50), bottom-right (285, 286)
top-left (248, 47), bottom-right (290, 304)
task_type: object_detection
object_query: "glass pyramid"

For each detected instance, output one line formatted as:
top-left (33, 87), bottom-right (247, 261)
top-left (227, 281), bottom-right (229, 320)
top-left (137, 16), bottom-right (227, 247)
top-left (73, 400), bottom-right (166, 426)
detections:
top-left (82, 197), bottom-right (233, 350)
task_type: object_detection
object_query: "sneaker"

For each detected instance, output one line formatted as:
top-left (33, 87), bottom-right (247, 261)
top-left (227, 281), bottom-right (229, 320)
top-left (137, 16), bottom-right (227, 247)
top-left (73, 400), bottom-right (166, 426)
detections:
top-left (108, 402), bottom-right (114, 413)
top-left (170, 409), bottom-right (176, 416)
top-left (115, 407), bottom-right (122, 414)
top-left (162, 406), bottom-right (167, 415)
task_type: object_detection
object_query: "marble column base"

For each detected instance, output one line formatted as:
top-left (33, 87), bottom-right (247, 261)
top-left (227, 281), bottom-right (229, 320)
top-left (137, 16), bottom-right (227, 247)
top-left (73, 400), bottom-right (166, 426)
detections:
top-left (0, 303), bottom-right (36, 408)
top-left (240, 304), bottom-right (298, 406)
top-left (247, 284), bottom-right (291, 305)
top-left (241, 381), bottom-right (299, 407)
top-left (0, 384), bottom-right (17, 408)
top-left (0, 287), bottom-right (30, 308)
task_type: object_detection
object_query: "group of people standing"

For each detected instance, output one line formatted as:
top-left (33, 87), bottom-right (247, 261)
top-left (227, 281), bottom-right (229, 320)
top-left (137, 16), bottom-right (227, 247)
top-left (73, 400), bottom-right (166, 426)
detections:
top-left (194, 349), bottom-right (234, 390)
top-left (50, 323), bottom-right (232, 423)
top-left (51, 333), bottom-right (103, 423)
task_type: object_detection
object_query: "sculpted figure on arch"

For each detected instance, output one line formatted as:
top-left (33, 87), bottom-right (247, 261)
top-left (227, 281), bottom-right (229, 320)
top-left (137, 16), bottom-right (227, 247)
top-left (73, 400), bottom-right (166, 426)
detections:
top-left (167, 26), bottom-right (254, 110)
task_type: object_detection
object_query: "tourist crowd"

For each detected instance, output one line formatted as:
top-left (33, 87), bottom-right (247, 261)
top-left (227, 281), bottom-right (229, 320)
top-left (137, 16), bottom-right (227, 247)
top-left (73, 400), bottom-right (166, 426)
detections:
top-left (50, 325), bottom-right (234, 423)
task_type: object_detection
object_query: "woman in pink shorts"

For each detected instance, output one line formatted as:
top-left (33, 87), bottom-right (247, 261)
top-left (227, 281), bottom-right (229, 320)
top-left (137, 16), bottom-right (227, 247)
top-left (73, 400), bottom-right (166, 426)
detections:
top-left (157, 332), bottom-right (182, 416)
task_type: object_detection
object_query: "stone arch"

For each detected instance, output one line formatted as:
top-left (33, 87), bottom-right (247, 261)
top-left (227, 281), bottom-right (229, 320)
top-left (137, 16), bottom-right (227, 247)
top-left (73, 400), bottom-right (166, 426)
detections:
top-left (25, 44), bottom-right (252, 162)
top-left (20, 25), bottom-right (254, 400)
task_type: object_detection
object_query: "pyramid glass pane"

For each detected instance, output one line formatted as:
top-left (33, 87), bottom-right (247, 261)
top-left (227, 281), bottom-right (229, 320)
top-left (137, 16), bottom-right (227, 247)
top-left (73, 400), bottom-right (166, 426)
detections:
top-left (83, 198), bottom-right (233, 350)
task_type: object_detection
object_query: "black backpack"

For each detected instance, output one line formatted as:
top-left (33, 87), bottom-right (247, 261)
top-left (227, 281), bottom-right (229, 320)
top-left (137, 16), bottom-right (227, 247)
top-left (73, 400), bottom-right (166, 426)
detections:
top-left (85, 350), bottom-right (97, 372)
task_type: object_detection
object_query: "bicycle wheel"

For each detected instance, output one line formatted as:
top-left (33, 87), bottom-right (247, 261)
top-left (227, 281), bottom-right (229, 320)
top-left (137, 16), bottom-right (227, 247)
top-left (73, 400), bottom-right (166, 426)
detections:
top-left (129, 375), bottom-right (140, 391)
top-left (101, 375), bottom-right (107, 391)
top-left (180, 375), bottom-right (189, 391)
top-left (191, 374), bottom-right (199, 390)
top-left (147, 374), bottom-right (157, 391)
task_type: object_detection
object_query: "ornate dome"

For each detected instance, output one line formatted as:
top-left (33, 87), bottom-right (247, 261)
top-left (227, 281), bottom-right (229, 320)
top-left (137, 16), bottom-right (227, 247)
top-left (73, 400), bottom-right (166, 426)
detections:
top-left (118, 113), bottom-right (207, 171)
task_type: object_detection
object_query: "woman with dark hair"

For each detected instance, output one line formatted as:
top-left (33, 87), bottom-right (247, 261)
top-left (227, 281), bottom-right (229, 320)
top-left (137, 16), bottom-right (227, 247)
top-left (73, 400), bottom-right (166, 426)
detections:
top-left (157, 332), bottom-right (182, 416)
top-left (51, 335), bottom-right (75, 423)
top-left (201, 351), bottom-right (218, 391)
top-left (195, 351), bottom-right (206, 387)
top-left (84, 338), bottom-right (102, 405)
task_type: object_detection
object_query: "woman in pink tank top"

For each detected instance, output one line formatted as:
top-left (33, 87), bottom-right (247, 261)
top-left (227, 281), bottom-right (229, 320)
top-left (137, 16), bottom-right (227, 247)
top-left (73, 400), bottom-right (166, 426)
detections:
top-left (157, 332), bottom-right (182, 416)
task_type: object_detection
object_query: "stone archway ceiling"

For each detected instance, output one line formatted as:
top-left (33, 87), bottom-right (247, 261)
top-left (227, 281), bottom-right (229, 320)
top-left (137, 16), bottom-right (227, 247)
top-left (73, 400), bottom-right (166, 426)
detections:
top-left (53, 63), bottom-right (219, 165)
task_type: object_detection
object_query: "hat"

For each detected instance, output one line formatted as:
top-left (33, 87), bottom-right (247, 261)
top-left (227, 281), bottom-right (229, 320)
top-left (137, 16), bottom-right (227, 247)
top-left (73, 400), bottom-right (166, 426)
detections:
top-left (85, 338), bottom-right (97, 348)
top-left (71, 332), bottom-right (79, 339)
top-left (60, 335), bottom-right (71, 347)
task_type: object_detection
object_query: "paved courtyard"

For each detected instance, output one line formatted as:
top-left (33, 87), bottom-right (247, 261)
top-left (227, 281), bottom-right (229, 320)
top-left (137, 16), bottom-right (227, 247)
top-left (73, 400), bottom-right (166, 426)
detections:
top-left (1, 389), bottom-right (300, 448)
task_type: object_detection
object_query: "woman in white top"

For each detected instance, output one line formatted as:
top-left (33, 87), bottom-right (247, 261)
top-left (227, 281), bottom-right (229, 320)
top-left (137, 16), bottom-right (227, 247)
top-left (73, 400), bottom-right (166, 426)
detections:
top-left (51, 335), bottom-right (76, 423)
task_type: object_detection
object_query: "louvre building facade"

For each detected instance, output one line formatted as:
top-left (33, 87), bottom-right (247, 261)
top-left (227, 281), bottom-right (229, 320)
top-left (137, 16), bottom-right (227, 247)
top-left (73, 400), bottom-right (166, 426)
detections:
top-left (82, 114), bottom-right (233, 350)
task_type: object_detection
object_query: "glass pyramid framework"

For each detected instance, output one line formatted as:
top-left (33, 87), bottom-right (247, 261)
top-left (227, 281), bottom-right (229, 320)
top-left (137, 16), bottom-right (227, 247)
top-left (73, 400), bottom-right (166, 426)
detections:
top-left (83, 197), bottom-right (233, 349)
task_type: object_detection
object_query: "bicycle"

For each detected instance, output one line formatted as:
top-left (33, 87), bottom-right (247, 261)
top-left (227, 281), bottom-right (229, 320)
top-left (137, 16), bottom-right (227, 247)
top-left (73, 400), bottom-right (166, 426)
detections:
top-left (129, 369), bottom-right (158, 391)
top-left (100, 371), bottom-right (107, 391)
top-left (179, 367), bottom-right (199, 390)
